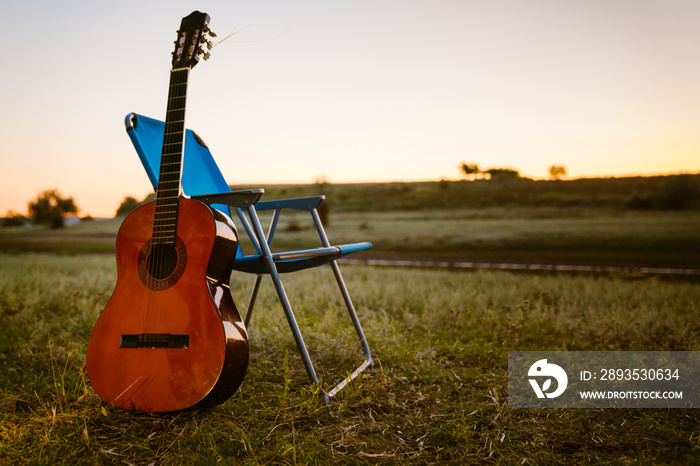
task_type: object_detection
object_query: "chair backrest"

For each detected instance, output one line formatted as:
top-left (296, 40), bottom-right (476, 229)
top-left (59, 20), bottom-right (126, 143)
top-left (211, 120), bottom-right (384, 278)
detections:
top-left (125, 113), bottom-right (242, 257)
top-left (126, 113), bottom-right (234, 213)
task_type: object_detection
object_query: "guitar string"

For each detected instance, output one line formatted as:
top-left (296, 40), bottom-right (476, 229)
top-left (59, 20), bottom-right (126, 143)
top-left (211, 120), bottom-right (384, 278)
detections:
top-left (143, 204), bottom-right (157, 342)
top-left (157, 82), bottom-right (177, 342)
top-left (149, 176), bottom-right (168, 342)
top-left (155, 202), bottom-right (171, 340)
top-left (162, 69), bottom-right (187, 342)
top-left (155, 70), bottom-right (186, 343)
top-left (146, 218), bottom-right (159, 342)
top-left (138, 67), bottom-right (187, 345)
top-left (137, 22), bottom-right (213, 346)
top-left (152, 199), bottom-right (172, 341)
top-left (153, 161), bottom-right (172, 342)
top-left (154, 235), bottom-right (163, 343)
top-left (152, 233), bottom-right (162, 342)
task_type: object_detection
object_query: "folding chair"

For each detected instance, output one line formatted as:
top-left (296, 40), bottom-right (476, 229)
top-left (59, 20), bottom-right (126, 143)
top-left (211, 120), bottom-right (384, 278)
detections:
top-left (124, 112), bottom-right (372, 401)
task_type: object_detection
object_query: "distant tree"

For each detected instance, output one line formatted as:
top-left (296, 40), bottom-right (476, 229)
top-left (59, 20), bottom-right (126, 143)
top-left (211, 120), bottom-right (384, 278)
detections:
top-left (549, 165), bottom-right (567, 180)
top-left (2, 211), bottom-right (28, 227)
top-left (116, 196), bottom-right (140, 217)
top-left (28, 189), bottom-right (78, 229)
top-left (485, 168), bottom-right (520, 180)
top-left (460, 162), bottom-right (481, 180)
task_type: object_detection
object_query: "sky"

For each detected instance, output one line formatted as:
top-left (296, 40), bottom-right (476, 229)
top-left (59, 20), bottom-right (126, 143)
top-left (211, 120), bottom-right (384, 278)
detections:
top-left (1, 0), bottom-right (699, 217)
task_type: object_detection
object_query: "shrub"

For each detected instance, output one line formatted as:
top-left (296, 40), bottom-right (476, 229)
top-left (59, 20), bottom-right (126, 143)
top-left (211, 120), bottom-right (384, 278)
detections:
top-left (1, 212), bottom-right (28, 227)
top-left (116, 196), bottom-right (140, 216)
top-left (656, 175), bottom-right (700, 210)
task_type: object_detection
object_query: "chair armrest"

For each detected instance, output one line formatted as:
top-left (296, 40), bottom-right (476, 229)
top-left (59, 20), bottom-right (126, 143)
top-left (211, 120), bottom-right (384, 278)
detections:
top-left (191, 189), bottom-right (264, 208)
top-left (255, 195), bottom-right (325, 212)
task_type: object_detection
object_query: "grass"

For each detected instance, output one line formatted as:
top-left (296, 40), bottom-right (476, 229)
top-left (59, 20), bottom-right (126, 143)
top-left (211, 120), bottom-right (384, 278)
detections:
top-left (3, 175), bottom-right (700, 267)
top-left (234, 173), bottom-right (700, 212)
top-left (1, 253), bottom-right (700, 463)
top-left (6, 207), bottom-right (697, 269)
top-left (0, 217), bottom-right (119, 254)
top-left (252, 208), bottom-right (700, 268)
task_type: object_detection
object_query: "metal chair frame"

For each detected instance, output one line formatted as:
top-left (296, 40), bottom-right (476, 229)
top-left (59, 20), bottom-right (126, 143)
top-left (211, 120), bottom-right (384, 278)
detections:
top-left (125, 113), bottom-right (372, 401)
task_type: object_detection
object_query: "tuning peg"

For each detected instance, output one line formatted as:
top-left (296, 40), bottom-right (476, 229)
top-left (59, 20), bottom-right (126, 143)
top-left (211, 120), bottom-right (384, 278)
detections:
top-left (195, 45), bottom-right (211, 60)
top-left (204, 25), bottom-right (217, 38)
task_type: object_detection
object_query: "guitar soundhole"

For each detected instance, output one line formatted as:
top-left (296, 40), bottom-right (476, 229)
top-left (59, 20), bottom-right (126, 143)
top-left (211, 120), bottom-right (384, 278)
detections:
top-left (138, 237), bottom-right (188, 291)
top-left (147, 244), bottom-right (179, 279)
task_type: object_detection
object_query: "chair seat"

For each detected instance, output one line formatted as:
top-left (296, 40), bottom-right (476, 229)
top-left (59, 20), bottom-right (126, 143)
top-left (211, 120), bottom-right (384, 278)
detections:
top-left (233, 242), bottom-right (372, 274)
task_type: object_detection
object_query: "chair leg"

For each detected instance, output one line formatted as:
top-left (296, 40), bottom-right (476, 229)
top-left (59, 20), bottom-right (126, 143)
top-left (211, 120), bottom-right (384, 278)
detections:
top-left (310, 208), bottom-right (373, 396)
top-left (244, 274), bottom-right (263, 328)
top-left (246, 206), bottom-right (325, 397)
top-left (324, 259), bottom-right (373, 399)
top-left (245, 204), bottom-right (373, 401)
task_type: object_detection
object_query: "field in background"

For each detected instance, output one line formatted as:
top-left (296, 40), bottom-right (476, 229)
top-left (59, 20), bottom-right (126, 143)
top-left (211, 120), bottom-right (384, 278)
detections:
top-left (235, 173), bottom-right (700, 212)
top-left (264, 208), bottom-right (700, 269)
top-left (2, 175), bottom-right (700, 269)
top-left (1, 254), bottom-right (699, 463)
top-left (1, 175), bottom-right (699, 461)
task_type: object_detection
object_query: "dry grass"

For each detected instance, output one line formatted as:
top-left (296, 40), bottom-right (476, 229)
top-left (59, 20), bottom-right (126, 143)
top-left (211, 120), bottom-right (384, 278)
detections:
top-left (1, 254), bottom-right (700, 463)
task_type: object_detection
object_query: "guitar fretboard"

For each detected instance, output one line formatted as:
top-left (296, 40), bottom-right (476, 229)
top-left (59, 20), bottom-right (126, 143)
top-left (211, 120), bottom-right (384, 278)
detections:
top-left (153, 68), bottom-right (189, 245)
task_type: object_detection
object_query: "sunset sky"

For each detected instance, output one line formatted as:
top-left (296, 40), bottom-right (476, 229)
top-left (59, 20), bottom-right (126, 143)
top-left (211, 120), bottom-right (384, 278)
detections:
top-left (1, 0), bottom-right (699, 217)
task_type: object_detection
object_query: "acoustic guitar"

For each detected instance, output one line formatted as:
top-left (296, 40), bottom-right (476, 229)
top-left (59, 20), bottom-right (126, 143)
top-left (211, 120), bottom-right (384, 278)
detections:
top-left (87, 11), bottom-right (248, 412)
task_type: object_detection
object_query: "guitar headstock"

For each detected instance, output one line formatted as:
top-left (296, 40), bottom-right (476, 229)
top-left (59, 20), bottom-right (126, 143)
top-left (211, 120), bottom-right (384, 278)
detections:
top-left (171, 11), bottom-right (217, 70)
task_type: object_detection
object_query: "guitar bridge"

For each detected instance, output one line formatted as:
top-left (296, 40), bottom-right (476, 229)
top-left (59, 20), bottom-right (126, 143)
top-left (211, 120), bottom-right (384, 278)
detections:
top-left (120, 334), bottom-right (190, 349)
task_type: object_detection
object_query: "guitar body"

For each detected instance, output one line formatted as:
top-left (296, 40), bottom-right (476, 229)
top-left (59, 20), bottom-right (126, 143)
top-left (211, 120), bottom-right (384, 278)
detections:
top-left (86, 198), bottom-right (248, 412)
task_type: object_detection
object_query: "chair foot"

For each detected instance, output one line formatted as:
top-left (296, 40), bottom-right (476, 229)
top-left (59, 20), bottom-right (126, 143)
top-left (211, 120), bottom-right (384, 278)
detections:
top-left (322, 356), bottom-right (374, 401)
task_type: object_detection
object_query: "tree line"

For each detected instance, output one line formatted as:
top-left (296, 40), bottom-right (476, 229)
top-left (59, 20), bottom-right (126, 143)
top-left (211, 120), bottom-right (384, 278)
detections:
top-left (2, 189), bottom-right (78, 229)
top-left (460, 162), bottom-right (567, 180)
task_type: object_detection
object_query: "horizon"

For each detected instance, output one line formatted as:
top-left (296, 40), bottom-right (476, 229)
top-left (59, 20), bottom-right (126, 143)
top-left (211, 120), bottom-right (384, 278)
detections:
top-left (6, 170), bottom-right (700, 220)
top-left (2, 0), bottom-right (699, 217)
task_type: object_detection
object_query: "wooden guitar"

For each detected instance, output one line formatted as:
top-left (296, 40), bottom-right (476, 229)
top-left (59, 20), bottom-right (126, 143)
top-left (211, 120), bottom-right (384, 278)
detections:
top-left (87, 11), bottom-right (248, 412)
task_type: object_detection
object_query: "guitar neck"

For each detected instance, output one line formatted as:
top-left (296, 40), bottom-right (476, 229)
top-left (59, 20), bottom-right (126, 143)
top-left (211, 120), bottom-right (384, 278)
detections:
top-left (153, 68), bottom-right (190, 244)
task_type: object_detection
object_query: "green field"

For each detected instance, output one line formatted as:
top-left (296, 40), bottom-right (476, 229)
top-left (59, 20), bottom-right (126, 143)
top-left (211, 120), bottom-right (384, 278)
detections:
top-left (3, 175), bottom-right (700, 268)
top-left (272, 208), bottom-right (700, 268)
top-left (2, 207), bottom-right (699, 269)
top-left (1, 176), bottom-right (700, 462)
top-left (1, 254), bottom-right (700, 463)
